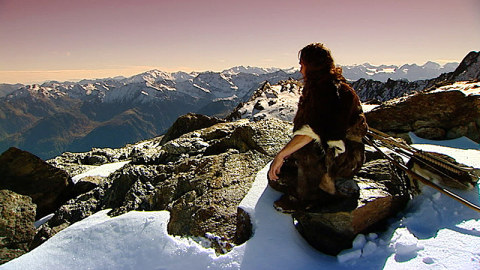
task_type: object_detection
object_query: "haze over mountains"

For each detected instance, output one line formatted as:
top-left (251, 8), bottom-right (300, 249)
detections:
top-left (0, 58), bottom-right (471, 160)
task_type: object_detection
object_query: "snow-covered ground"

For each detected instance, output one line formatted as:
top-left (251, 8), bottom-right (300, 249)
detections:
top-left (236, 83), bottom-right (301, 122)
top-left (432, 81), bottom-right (480, 96)
top-left (2, 137), bottom-right (480, 270)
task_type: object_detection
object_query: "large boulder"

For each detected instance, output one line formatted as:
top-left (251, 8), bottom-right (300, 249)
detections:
top-left (0, 190), bottom-right (36, 264)
top-left (0, 147), bottom-right (74, 219)
top-left (366, 87), bottom-right (480, 143)
top-left (160, 113), bottom-right (225, 145)
top-left (292, 150), bottom-right (413, 255)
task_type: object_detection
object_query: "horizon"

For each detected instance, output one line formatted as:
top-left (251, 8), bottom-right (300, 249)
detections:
top-left (1, 0), bottom-right (479, 84)
top-left (0, 60), bottom-right (463, 86)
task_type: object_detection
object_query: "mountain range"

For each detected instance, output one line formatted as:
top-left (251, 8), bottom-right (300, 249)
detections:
top-left (0, 68), bottom-right (299, 159)
top-left (342, 61), bottom-right (458, 82)
top-left (228, 51), bottom-right (479, 122)
top-left (0, 55), bottom-right (476, 159)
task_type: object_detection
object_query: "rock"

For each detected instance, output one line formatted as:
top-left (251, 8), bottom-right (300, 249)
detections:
top-left (0, 190), bottom-right (36, 264)
top-left (47, 147), bottom-right (132, 175)
top-left (234, 207), bottom-right (253, 245)
top-left (81, 154), bottom-right (109, 165)
top-left (31, 187), bottom-right (105, 249)
top-left (0, 147), bottom-right (74, 219)
top-left (366, 89), bottom-right (480, 143)
top-left (33, 117), bottom-right (293, 254)
top-left (73, 176), bottom-right (107, 196)
top-left (160, 113), bottom-right (225, 145)
top-left (291, 155), bottom-right (412, 256)
top-left (448, 51), bottom-right (480, 81)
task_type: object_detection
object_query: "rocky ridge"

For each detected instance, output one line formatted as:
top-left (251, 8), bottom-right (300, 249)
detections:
top-left (352, 51), bottom-right (479, 102)
top-left (226, 80), bottom-right (302, 122)
top-left (32, 114), bottom-right (293, 254)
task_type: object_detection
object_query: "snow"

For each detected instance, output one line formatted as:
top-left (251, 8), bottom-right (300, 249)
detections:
top-left (236, 82), bottom-right (301, 122)
top-left (431, 81), bottom-right (480, 96)
top-left (2, 138), bottom-right (480, 270)
top-left (361, 104), bottom-right (379, 113)
top-left (33, 214), bottom-right (55, 229)
top-left (71, 161), bottom-right (130, 183)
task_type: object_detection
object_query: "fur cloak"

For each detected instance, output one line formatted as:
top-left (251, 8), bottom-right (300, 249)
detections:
top-left (290, 78), bottom-right (368, 197)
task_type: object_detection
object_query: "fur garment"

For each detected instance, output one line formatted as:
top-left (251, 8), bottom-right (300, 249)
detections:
top-left (291, 78), bottom-right (368, 197)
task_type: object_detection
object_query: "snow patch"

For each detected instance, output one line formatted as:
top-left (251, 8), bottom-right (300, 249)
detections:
top-left (71, 161), bottom-right (130, 183)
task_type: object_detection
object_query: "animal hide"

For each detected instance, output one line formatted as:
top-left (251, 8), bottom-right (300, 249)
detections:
top-left (292, 80), bottom-right (368, 197)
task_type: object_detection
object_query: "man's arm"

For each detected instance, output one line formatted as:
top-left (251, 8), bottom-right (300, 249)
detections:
top-left (268, 135), bottom-right (313, 181)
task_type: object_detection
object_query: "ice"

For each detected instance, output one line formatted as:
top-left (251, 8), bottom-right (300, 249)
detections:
top-left (337, 249), bottom-right (362, 263)
top-left (352, 234), bottom-right (366, 249)
top-left (71, 161), bottom-right (130, 183)
top-left (361, 241), bottom-right (377, 257)
top-left (392, 228), bottom-right (424, 257)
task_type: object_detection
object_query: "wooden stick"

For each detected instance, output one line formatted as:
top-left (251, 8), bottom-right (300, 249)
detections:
top-left (368, 128), bottom-right (472, 175)
top-left (364, 136), bottom-right (480, 213)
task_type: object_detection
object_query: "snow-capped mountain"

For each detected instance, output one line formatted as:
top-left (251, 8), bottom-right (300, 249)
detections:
top-left (226, 80), bottom-right (302, 122)
top-left (342, 61), bottom-right (458, 82)
top-left (353, 51), bottom-right (479, 102)
top-left (0, 60), bottom-right (459, 98)
top-left (0, 67), bottom-right (300, 159)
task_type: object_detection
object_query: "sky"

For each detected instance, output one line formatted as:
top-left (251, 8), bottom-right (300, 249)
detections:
top-left (1, 0), bottom-right (479, 84)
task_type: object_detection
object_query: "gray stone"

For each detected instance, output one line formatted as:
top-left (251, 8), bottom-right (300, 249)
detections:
top-left (0, 190), bottom-right (36, 264)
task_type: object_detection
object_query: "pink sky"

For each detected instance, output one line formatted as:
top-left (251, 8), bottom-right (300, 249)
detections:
top-left (1, 0), bottom-right (479, 84)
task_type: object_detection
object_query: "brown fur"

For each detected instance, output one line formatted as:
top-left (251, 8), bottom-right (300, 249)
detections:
top-left (271, 43), bottom-right (368, 205)
top-left (292, 82), bottom-right (367, 198)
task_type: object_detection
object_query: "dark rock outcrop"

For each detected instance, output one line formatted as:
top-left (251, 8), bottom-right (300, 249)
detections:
top-left (366, 88), bottom-right (480, 143)
top-left (0, 190), bottom-right (36, 264)
top-left (0, 147), bottom-right (74, 219)
top-left (160, 113), bottom-right (225, 145)
top-left (442, 51), bottom-right (480, 82)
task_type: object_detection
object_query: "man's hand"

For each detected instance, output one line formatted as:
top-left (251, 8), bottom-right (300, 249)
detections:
top-left (268, 134), bottom-right (313, 181)
top-left (268, 155), bottom-right (285, 181)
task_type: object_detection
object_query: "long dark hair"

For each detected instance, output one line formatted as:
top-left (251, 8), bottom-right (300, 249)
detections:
top-left (298, 43), bottom-right (346, 85)
top-left (294, 43), bottom-right (349, 141)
